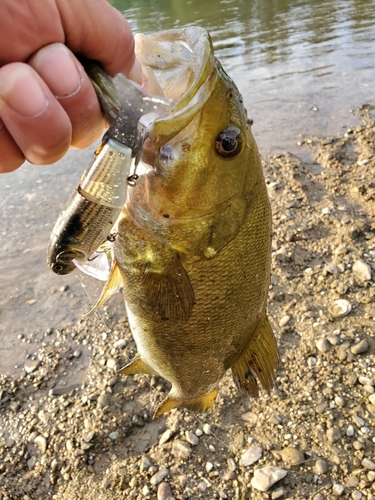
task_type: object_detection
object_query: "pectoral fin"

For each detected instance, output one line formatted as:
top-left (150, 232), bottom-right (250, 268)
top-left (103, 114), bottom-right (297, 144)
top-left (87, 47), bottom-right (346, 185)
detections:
top-left (143, 255), bottom-right (195, 323)
top-left (84, 260), bottom-right (123, 316)
top-left (153, 388), bottom-right (218, 419)
top-left (231, 316), bottom-right (278, 397)
top-left (118, 354), bottom-right (156, 375)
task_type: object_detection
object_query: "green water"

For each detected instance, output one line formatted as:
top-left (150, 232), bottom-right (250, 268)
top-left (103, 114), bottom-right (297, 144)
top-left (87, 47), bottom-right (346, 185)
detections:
top-left (110, 0), bottom-right (375, 153)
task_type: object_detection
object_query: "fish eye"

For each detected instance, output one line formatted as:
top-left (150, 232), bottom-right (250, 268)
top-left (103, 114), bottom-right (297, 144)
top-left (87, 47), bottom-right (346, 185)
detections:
top-left (215, 126), bottom-right (242, 158)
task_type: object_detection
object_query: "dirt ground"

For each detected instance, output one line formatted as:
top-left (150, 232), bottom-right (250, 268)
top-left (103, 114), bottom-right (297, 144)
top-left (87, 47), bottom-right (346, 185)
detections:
top-left (0, 104), bottom-right (374, 500)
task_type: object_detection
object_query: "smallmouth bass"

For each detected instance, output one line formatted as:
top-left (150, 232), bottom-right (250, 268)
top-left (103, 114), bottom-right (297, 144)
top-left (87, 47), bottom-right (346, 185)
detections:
top-left (95, 27), bottom-right (278, 417)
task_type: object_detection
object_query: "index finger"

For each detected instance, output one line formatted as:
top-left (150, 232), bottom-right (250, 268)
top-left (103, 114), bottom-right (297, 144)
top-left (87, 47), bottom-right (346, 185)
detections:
top-left (56, 0), bottom-right (142, 82)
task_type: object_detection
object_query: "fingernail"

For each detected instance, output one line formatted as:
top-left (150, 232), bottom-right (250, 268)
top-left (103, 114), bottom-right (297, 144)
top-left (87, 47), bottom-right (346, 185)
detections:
top-left (128, 58), bottom-right (143, 85)
top-left (0, 67), bottom-right (48, 117)
top-left (31, 43), bottom-right (82, 99)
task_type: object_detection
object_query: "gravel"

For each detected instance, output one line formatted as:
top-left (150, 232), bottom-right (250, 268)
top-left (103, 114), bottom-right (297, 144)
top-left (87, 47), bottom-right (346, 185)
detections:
top-left (0, 105), bottom-right (374, 499)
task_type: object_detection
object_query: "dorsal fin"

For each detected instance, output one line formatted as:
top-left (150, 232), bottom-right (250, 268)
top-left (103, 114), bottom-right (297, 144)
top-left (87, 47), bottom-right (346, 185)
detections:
top-left (84, 260), bottom-right (123, 316)
top-left (153, 388), bottom-right (218, 419)
top-left (231, 315), bottom-right (278, 396)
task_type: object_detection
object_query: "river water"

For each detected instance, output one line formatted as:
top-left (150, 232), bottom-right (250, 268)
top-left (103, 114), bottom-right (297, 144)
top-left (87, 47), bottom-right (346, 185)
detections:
top-left (0, 0), bottom-right (374, 374)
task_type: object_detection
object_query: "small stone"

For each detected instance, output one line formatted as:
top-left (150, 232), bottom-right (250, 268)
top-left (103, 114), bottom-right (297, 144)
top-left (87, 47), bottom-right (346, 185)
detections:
top-left (27, 456), bottom-right (37, 470)
top-left (140, 455), bottom-right (151, 472)
top-left (97, 393), bottom-right (110, 409)
top-left (142, 484), bottom-right (151, 496)
top-left (314, 495), bottom-right (324, 500)
top-left (307, 356), bottom-right (316, 368)
top-left (198, 481), bottom-right (207, 492)
top-left (368, 471), bottom-right (375, 481)
top-left (34, 435), bottom-right (47, 454)
top-left (271, 487), bottom-right (286, 499)
top-left (359, 376), bottom-right (374, 386)
top-left (114, 339), bottom-right (127, 349)
top-left (353, 415), bottom-right (365, 428)
top-left (206, 461), bottom-right (214, 472)
top-left (109, 431), bottom-right (119, 440)
top-left (203, 423), bottom-right (212, 435)
top-left (157, 482), bottom-right (173, 500)
top-left (314, 459), bottom-right (328, 474)
top-left (346, 425), bottom-right (355, 437)
top-left (151, 469), bottom-right (169, 486)
top-left (353, 259), bottom-right (372, 281)
top-left (82, 431), bottom-right (95, 443)
top-left (219, 490), bottom-right (228, 499)
top-left (369, 394), bottom-right (375, 404)
top-left (280, 447), bottom-right (304, 466)
top-left (279, 315), bottom-right (291, 327)
top-left (335, 396), bottom-right (345, 407)
top-left (351, 339), bottom-right (369, 355)
top-left (351, 491), bottom-right (362, 500)
top-left (72, 349), bottom-right (81, 358)
top-left (5, 438), bottom-right (15, 448)
top-left (362, 458), bottom-right (375, 470)
top-left (172, 440), bottom-right (192, 459)
top-left (332, 484), bottom-right (344, 496)
top-left (24, 359), bottom-right (40, 374)
top-left (185, 430), bottom-right (199, 446)
top-left (327, 428), bottom-right (341, 443)
top-left (316, 338), bottom-right (331, 353)
top-left (241, 446), bottom-right (263, 466)
top-left (159, 429), bottom-right (174, 445)
top-left (195, 429), bottom-right (203, 437)
top-left (66, 439), bottom-right (74, 451)
top-left (106, 358), bottom-right (117, 370)
top-left (241, 412), bottom-right (258, 426)
top-left (250, 467), bottom-right (287, 491)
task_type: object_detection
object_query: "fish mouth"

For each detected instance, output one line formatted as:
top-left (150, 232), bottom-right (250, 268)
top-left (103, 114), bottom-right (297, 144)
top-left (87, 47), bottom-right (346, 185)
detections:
top-left (135, 28), bottom-right (217, 149)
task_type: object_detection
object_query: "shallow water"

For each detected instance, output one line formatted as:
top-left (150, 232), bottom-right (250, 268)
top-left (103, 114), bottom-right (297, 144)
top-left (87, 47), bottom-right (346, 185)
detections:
top-left (0, 0), bottom-right (374, 375)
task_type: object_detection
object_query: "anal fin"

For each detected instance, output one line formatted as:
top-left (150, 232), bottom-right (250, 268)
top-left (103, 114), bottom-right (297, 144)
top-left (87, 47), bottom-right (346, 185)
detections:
top-left (231, 315), bottom-right (278, 397)
top-left (118, 354), bottom-right (156, 376)
top-left (84, 260), bottom-right (123, 316)
top-left (153, 388), bottom-right (218, 419)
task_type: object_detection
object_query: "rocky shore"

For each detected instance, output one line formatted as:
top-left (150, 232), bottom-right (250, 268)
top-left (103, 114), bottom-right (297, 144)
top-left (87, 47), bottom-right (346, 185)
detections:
top-left (0, 104), bottom-right (374, 500)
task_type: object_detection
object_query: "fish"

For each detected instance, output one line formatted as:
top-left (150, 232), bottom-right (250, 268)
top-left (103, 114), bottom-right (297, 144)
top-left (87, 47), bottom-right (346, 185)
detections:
top-left (93, 27), bottom-right (279, 418)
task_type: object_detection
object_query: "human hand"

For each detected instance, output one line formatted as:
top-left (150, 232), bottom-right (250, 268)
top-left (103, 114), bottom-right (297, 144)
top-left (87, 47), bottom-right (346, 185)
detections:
top-left (0, 0), bottom-right (142, 173)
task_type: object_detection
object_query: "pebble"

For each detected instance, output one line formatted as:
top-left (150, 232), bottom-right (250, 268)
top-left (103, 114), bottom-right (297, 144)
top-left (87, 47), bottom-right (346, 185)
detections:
top-left (353, 415), bottom-right (365, 428)
top-left (241, 445), bottom-right (263, 466)
top-left (159, 429), bottom-right (174, 445)
top-left (185, 430), bottom-right (199, 446)
top-left (171, 440), bottom-right (192, 459)
top-left (97, 393), bottom-right (110, 409)
top-left (109, 431), bottom-right (118, 440)
top-left (369, 394), bottom-right (375, 404)
top-left (241, 412), bottom-right (258, 426)
top-left (66, 439), bottom-right (74, 451)
top-left (327, 428), bottom-right (342, 443)
top-left (353, 259), bottom-right (372, 281)
top-left (358, 376), bottom-right (374, 386)
top-left (195, 429), bottom-right (203, 437)
top-left (352, 492), bottom-right (362, 500)
top-left (198, 481), bottom-right (207, 492)
top-left (157, 482), bottom-right (173, 500)
top-left (24, 359), bottom-right (40, 374)
top-left (203, 423), bottom-right (212, 435)
top-left (314, 459), bottom-right (328, 474)
top-left (328, 299), bottom-right (352, 317)
top-left (346, 425), bottom-right (355, 437)
top-left (140, 455), bottom-right (151, 472)
top-left (316, 338), bottom-right (331, 353)
top-left (280, 447), bottom-right (304, 466)
top-left (151, 469), bottom-right (169, 486)
top-left (307, 356), bottom-right (316, 368)
top-left (142, 484), bottom-right (151, 496)
top-left (206, 461), bottom-right (214, 472)
top-left (34, 435), bottom-right (47, 455)
top-left (113, 339), bottom-right (127, 349)
top-left (82, 431), bottom-right (95, 443)
top-left (351, 339), bottom-right (369, 355)
top-left (332, 483), bottom-right (345, 496)
top-left (279, 315), bottom-right (291, 327)
top-left (362, 458), bottom-right (375, 470)
top-left (106, 358), bottom-right (117, 370)
top-left (271, 487), bottom-right (286, 499)
top-left (250, 467), bottom-right (287, 491)
top-left (27, 456), bottom-right (37, 470)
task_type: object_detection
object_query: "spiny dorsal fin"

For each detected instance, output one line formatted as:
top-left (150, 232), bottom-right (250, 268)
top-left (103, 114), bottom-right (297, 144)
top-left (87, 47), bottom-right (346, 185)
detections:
top-left (153, 388), bottom-right (218, 419)
top-left (84, 260), bottom-right (123, 316)
top-left (231, 315), bottom-right (278, 397)
top-left (117, 354), bottom-right (156, 375)
top-left (143, 255), bottom-right (195, 323)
